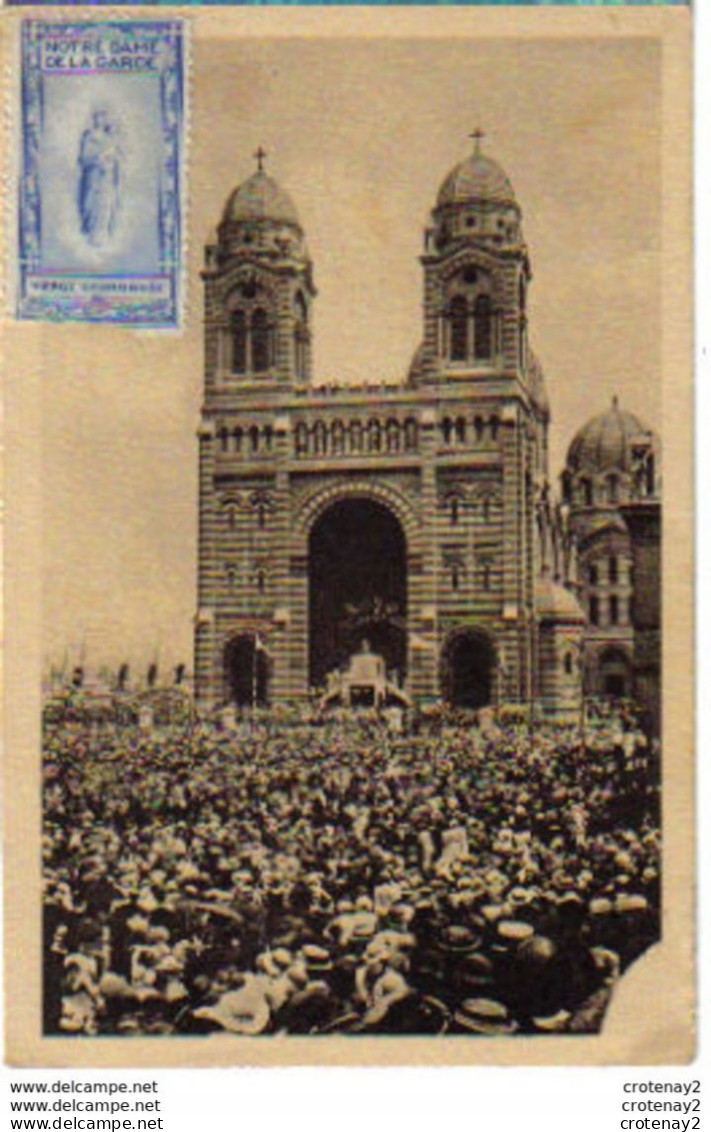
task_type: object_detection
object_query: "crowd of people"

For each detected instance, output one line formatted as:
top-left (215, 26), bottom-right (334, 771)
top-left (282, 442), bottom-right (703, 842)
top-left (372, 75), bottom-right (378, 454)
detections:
top-left (43, 703), bottom-right (660, 1037)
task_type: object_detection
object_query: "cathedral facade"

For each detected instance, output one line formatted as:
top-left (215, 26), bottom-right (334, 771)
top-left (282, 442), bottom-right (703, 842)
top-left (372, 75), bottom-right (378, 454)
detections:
top-left (194, 140), bottom-right (589, 718)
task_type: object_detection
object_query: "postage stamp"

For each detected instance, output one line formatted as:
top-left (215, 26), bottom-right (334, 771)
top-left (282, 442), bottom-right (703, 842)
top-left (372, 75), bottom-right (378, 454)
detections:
top-left (17, 20), bottom-right (185, 327)
top-left (2, 7), bottom-right (692, 1068)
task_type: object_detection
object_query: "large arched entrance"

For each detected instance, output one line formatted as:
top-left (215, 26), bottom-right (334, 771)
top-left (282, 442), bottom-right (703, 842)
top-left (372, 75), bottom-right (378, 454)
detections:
top-left (224, 634), bottom-right (269, 707)
top-left (597, 647), bottom-right (632, 699)
top-left (441, 629), bottom-right (497, 709)
top-left (308, 498), bottom-right (407, 691)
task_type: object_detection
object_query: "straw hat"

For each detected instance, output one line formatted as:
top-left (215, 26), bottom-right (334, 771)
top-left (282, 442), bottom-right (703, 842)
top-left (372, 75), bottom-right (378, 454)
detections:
top-left (301, 944), bottom-right (333, 973)
top-left (497, 920), bottom-right (535, 944)
top-left (615, 893), bottom-right (648, 914)
top-left (439, 925), bottom-right (483, 954)
top-left (193, 979), bottom-right (271, 1035)
top-left (532, 1008), bottom-right (571, 1032)
top-left (453, 998), bottom-right (518, 1036)
top-left (589, 897), bottom-right (614, 917)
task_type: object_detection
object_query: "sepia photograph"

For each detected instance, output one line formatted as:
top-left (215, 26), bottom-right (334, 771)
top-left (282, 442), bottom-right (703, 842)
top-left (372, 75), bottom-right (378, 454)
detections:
top-left (3, 7), bottom-right (692, 1066)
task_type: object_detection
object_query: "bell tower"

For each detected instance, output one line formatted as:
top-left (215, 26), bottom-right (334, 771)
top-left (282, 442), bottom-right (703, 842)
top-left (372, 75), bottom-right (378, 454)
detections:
top-left (202, 149), bottom-right (316, 394)
top-left (195, 155), bottom-right (315, 712)
top-left (414, 131), bottom-right (531, 388)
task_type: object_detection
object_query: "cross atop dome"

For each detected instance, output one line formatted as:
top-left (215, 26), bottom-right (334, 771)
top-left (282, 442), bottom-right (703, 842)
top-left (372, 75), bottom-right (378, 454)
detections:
top-left (220, 155), bottom-right (303, 230)
top-left (435, 134), bottom-right (517, 210)
top-left (469, 128), bottom-right (486, 155)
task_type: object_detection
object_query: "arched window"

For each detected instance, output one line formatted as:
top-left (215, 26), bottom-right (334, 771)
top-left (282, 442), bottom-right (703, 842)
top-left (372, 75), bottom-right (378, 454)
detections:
top-left (404, 418), bottom-right (418, 452)
top-left (349, 420), bottom-right (363, 454)
top-left (449, 296), bottom-right (468, 361)
top-left (251, 309), bottom-right (270, 374)
top-left (294, 293), bottom-right (308, 382)
top-left (490, 415), bottom-right (500, 442)
top-left (263, 425), bottom-right (273, 451)
top-left (609, 595), bottom-right (619, 625)
top-left (313, 421), bottom-right (327, 455)
top-left (564, 652), bottom-right (573, 675)
top-left (295, 422), bottom-right (309, 455)
top-left (590, 596), bottom-right (600, 626)
top-left (580, 478), bottom-right (593, 507)
top-left (474, 294), bottom-right (492, 360)
top-left (449, 496), bottom-right (460, 526)
top-left (441, 417), bottom-right (453, 445)
top-left (331, 421), bottom-right (345, 455)
top-left (386, 419), bottom-right (400, 453)
top-left (455, 417), bottom-right (466, 443)
top-left (232, 427), bottom-right (243, 453)
top-left (589, 562), bottom-right (599, 586)
top-left (473, 416), bottom-right (484, 442)
top-left (249, 425), bottom-right (260, 453)
top-left (482, 564), bottom-right (491, 592)
top-left (607, 475), bottom-right (619, 505)
top-left (482, 495), bottom-right (492, 523)
top-left (218, 427), bottom-right (229, 452)
top-left (225, 505), bottom-right (236, 531)
top-left (295, 292), bottom-right (308, 321)
top-left (608, 555), bottom-right (618, 584)
top-left (367, 419), bottom-right (382, 453)
top-left (451, 564), bottom-right (460, 591)
top-left (256, 569), bottom-right (266, 595)
top-left (231, 310), bottom-right (247, 374)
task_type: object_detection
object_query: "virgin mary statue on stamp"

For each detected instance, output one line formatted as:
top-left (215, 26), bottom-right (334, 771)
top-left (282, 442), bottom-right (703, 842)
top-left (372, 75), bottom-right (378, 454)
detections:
top-left (77, 107), bottom-right (124, 249)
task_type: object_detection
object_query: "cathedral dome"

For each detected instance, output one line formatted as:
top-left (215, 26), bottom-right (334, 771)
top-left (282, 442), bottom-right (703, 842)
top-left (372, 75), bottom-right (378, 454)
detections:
top-left (566, 398), bottom-right (655, 475)
top-left (535, 577), bottom-right (586, 624)
top-left (437, 150), bottom-right (517, 209)
top-left (222, 169), bottom-right (301, 228)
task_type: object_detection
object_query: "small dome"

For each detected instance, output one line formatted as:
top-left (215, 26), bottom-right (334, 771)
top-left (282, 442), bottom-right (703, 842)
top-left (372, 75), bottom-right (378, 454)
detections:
top-left (566, 398), bottom-right (656, 475)
top-left (437, 151), bottom-right (517, 209)
top-left (535, 577), bottom-right (586, 624)
top-left (222, 170), bottom-right (300, 228)
top-left (577, 513), bottom-right (629, 544)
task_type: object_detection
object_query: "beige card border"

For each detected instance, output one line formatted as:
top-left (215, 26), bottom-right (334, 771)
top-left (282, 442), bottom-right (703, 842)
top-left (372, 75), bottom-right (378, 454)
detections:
top-left (2, 4), bottom-right (693, 1067)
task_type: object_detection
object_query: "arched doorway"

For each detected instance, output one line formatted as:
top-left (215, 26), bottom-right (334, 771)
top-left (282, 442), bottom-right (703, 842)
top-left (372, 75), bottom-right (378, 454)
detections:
top-left (224, 634), bottom-right (269, 707)
top-left (598, 647), bottom-right (631, 699)
top-left (308, 498), bottom-right (407, 690)
top-left (442, 629), bottom-right (497, 709)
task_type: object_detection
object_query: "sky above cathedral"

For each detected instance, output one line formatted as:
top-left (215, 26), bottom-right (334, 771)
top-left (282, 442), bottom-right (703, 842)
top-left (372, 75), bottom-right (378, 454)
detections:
top-left (30, 30), bottom-right (663, 676)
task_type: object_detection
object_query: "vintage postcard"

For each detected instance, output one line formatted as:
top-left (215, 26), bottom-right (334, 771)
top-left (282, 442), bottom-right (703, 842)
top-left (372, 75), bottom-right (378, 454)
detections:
top-left (16, 19), bottom-right (185, 326)
top-left (3, 7), bottom-right (692, 1067)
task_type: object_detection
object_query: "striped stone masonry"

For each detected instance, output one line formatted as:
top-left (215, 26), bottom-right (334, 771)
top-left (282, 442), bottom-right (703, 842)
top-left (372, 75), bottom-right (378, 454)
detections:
top-left (194, 150), bottom-right (566, 715)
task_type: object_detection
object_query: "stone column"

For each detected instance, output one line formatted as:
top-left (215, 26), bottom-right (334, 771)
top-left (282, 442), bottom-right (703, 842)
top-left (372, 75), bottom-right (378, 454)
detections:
top-left (270, 415), bottom-right (293, 702)
top-left (499, 403), bottom-right (525, 703)
top-left (408, 408), bottom-right (439, 705)
top-left (194, 420), bottom-right (219, 711)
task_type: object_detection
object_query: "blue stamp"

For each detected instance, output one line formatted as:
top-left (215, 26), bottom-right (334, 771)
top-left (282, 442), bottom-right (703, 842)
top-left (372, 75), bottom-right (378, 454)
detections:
top-left (18, 21), bottom-right (185, 327)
